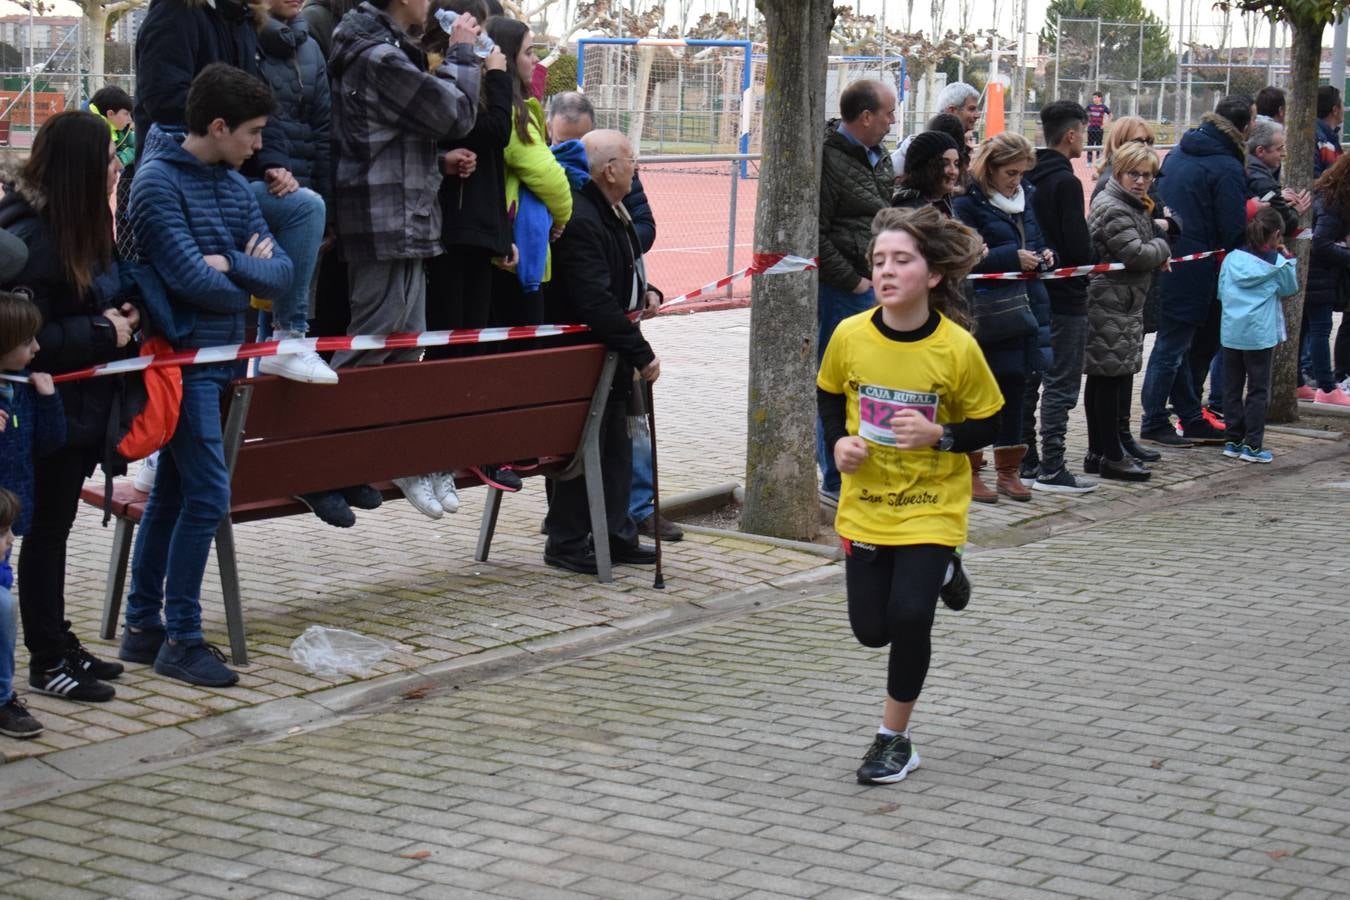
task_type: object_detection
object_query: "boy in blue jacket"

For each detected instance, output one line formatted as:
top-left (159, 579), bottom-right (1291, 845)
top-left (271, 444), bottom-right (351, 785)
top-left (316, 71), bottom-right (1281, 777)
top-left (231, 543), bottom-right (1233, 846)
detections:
top-left (119, 64), bottom-right (293, 688)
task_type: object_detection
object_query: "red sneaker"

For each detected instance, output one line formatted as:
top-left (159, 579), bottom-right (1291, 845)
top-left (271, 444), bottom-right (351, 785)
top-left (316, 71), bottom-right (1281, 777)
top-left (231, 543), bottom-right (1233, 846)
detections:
top-left (1201, 407), bottom-right (1226, 430)
top-left (1296, 385), bottom-right (1317, 401)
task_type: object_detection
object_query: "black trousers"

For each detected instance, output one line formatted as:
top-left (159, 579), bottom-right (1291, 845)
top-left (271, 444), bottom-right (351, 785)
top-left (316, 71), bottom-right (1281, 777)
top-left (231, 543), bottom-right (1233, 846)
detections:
top-left (1187, 302), bottom-right (1221, 403)
top-left (312, 245), bottom-right (351, 340)
top-left (17, 445), bottom-right (96, 670)
top-left (844, 542), bottom-right (952, 704)
top-left (490, 266), bottom-right (544, 327)
top-left (1084, 374), bottom-right (1132, 461)
top-left (544, 380), bottom-right (639, 556)
top-left (425, 245), bottom-right (496, 359)
top-left (1222, 346), bottom-right (1273, 450)
top-left (1335, 316), bottom-right (1350, 382)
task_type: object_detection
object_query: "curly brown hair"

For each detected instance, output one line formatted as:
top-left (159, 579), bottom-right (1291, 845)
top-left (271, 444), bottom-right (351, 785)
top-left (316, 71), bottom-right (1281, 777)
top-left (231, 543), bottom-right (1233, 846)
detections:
top-left (867, 206), bottom-right (982, 330)
top-left (1314, 151), bottom-right (1350, 218)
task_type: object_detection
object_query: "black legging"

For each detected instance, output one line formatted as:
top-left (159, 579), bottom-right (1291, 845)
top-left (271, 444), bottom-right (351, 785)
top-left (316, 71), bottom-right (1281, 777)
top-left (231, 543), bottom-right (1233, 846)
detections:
top-left (1084, 374), bottom-right (1132, 461)
top-left (845, 542), bottom-right (953, 704)
top-left (1335, 315), bottom-right (1350, 382)
top-left (17, 445), bottom-right (96, 670)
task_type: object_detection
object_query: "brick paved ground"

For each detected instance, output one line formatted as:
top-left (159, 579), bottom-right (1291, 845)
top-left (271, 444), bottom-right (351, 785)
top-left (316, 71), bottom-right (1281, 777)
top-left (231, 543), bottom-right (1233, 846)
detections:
top-left (6, 307), bottom-right (1341, 764)
top-left (2, 453), bottom-right (1346, 898)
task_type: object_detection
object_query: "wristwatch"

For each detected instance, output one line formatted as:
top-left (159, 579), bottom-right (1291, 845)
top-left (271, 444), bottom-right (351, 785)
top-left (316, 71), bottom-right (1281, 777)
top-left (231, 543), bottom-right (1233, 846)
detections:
top-left (936, 425), bottom-right (955, 452)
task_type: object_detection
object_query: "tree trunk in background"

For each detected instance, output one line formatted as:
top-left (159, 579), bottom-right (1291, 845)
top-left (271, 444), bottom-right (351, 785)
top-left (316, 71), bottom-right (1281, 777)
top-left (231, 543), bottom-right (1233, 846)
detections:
top-left (1270, 20), bottom-right (1325, 423)
top-left (741, 0), bottom-right (833, 541)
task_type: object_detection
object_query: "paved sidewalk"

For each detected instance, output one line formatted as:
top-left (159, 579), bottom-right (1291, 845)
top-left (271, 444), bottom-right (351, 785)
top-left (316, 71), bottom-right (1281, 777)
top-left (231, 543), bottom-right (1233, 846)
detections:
top-left (2, 454), bottom-right (1347, 899)
top-left (6, 307), bottom-right (1343, 764)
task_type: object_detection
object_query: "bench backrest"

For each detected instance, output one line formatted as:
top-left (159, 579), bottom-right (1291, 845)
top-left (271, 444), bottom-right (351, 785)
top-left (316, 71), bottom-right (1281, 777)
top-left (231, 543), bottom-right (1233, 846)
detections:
top-left (227, 343), bottom-right (609, 506)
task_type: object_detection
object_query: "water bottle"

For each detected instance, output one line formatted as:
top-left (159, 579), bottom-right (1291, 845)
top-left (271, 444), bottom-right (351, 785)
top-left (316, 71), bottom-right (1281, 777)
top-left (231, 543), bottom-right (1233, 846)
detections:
top-left (434, 8), bottom-right (495, 60)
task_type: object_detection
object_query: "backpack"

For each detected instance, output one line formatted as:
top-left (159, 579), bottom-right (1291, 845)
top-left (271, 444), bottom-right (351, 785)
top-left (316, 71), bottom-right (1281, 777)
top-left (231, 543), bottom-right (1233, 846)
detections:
top-left (100, 336), bottom-right (182, 524)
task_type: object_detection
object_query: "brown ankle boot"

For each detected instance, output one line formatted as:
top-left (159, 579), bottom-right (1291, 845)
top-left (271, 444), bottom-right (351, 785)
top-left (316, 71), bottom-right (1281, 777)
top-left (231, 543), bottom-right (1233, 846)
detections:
top-left (968, 451), bottom-right (998, 503)
top-left (993, 444), bottom-right (1032, 501)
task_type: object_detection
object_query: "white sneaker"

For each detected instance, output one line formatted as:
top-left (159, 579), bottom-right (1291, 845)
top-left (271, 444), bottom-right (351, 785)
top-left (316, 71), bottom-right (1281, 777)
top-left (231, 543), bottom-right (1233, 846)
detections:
top-left (393, 475), bottom-right (443, 519)
top-left (430, 471), bottom-right (460, 513)
top-left (132, 451), bottom-right (159, 493)
top-left (258, 345), bottom-right (339, 385)
top-left (1339, 376), bottom-right (1350, 395)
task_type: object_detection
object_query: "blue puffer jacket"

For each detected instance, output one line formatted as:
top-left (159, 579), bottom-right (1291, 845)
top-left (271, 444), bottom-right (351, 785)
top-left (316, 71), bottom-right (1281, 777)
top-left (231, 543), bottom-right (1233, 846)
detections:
top-left (1156, 113), bottom-right (1248, 326)
top-left (129, 125), bottom-right (294, 348)
top-left (255, 14), bottom-right (332, 200)
top-left (953, 179), bottom-right (1053, 375)
top-left (0, 377), bottom-right (66, 535)
top-left (1219, 248), bottom-right (1297, 351)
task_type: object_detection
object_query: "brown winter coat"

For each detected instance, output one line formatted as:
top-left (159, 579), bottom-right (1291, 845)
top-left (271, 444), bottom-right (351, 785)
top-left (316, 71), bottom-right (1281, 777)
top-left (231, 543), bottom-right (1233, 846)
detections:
top-left (1083, 178), bottom-right (1171, 377)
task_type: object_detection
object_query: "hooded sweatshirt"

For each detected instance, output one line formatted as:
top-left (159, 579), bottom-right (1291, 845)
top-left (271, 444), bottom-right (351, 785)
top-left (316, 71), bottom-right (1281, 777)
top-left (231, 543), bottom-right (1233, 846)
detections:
top-left (1218, 248), bottom-right (1297, 351)
top-left (129, 125), bottom-right (294, 348)
top-left (1027, 147), bottom-right (1094, 316)
top-left (1156, 112), bottom-right (1249, 327)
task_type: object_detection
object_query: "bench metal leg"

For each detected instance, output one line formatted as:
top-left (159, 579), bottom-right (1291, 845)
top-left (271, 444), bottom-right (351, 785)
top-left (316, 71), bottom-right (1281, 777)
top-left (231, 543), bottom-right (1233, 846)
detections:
top-left (583, 437), bottom-right (612, 583)
top-left (474, 486), bottom-right (503, 562)
top-left (214, 520), bottom-right (248, 666)
top-left (100, 518), bottom-right (135, 641)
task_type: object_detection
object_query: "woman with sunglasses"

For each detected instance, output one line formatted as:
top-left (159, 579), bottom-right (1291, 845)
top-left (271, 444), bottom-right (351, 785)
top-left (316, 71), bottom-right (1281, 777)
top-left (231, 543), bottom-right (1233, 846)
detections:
top-left (1090, 116), bottom-right (1180, 463)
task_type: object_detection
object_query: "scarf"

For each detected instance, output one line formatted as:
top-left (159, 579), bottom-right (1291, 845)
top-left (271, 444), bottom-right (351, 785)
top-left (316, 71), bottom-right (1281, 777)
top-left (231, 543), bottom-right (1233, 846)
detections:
top-left (988, 185), bottom-right (1025, 215)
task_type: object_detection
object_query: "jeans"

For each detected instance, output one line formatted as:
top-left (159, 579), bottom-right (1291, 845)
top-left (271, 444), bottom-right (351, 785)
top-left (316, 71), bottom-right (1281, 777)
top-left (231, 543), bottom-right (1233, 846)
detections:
top-left (1307, 304), bottom-right (1337, 391)
top-left (1222, 346), bottom-right (1273, 450)
top-left (816, 282), bottom-right (875, 493)
top-left (0, 583), bottom-right (15, 700)
top-left (125, 364), bottom-right (236, 643)
top-left (629, 425), bottom-right (654, 523)
top-left (1140, 314), bottom-right (1204, 433)
top-left (1022, 312), bottom-right (1087, 473)
top-left (1206, 352), bottom-right (1224, 412)
top-left (250, 183), bottom-right (325, 335)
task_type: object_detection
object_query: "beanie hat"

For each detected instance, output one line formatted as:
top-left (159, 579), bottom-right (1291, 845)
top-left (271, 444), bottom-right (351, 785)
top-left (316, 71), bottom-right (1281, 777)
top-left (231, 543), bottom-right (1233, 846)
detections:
top-left (904, 130), bottom-right (959, 176)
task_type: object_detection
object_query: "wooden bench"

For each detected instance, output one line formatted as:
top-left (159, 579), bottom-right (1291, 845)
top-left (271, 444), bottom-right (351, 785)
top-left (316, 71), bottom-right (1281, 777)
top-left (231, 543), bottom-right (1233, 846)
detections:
top-left (80, 343), bottom-right (621, 666)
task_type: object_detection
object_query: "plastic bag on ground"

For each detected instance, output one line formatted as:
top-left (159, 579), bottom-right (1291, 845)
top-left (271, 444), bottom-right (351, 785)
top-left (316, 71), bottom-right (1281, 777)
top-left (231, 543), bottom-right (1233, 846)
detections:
top-left (289, 625), bottom-right (393, 677)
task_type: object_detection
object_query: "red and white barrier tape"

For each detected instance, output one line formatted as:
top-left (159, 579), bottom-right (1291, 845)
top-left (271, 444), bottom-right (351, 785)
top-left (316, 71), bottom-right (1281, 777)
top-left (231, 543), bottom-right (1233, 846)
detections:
top-left (656, 253), bottom-right (819, 311)
top-left (966, 248), bottom-right (1227, 281)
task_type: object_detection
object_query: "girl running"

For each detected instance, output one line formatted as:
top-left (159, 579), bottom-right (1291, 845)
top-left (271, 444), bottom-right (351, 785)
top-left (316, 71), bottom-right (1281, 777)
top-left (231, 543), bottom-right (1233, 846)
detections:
top-left (817, 205), bottom-right (1004, 785)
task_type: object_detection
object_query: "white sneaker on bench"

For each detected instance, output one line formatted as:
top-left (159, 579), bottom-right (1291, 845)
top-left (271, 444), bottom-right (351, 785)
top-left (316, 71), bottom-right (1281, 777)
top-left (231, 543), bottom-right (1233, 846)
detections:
top-left (430, 472), bottom-right (460, 514)
top-left (394, 475), bottom-right (443, 519)
top-left (259, 347), bottom-right (339, 385)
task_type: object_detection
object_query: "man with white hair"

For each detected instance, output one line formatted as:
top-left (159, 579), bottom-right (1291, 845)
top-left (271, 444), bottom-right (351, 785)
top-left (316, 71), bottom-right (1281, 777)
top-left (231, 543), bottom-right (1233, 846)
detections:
top-left (543, 129), bottom-right (662, 574)
top-left (891, 81), bottom-right (979, 175)
top-left (1246, 118), bottom-right (1310, 240)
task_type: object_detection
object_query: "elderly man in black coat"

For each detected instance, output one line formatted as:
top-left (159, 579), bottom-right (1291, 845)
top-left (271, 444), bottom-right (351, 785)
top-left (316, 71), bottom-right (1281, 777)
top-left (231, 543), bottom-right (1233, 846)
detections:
top-left (543, 129), bottom-right (662, 575)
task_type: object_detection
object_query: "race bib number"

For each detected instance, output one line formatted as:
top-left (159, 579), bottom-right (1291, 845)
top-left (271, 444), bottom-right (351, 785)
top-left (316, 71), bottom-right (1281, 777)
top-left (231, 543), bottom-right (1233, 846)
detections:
top-left (857, 385), bottom-right (939, 446)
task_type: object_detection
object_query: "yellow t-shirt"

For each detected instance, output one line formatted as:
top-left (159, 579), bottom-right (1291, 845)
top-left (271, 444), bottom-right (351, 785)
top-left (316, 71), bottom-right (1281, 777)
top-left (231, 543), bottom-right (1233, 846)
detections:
top-left (817, 310), bottom-right (1004, 547)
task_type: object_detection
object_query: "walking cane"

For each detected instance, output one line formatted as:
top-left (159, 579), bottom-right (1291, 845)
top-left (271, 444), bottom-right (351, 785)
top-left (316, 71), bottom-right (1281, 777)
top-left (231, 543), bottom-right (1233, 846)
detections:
top-left (645, 379), bottom-right (665, 590)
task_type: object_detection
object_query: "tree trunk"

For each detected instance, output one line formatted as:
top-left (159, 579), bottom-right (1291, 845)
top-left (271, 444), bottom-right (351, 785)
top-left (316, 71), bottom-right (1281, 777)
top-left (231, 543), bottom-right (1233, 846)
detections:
top-left (741, 0), bottom-right (833, 541)
top-left (1270, 19), bottom-right (1325, 424)
top-left (84, 6), bottom-right (109, 91)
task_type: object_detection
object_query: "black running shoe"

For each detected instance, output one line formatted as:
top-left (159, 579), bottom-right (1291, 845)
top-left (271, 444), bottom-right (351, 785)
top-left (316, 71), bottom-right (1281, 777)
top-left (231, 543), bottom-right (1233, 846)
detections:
top-left (1140, 427), bottom-right (1193, 448)
top-left (30, 659), bottom-right (115, 702)
top-left (297, 490), bottom-right (355, 528)
top-left (856, 732), bottom-right (921, 784)
top-left (66, 643), bottom-right (124, 681)
top-left (341, 484), bottom-right (384, 510)
top-left (1178, 418), bottom-right (1226, 445)
top-left (0, 694), bottom-right (43, 738)
top-left (939, 554), bottom-right (971, 611)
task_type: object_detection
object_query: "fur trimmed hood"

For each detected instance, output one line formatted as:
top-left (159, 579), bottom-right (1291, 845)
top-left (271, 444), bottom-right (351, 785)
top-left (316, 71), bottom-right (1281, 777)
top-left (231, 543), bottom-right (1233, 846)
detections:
top-left (1199, 111), bottom-right (1246, 163)
top-left (0, 157), bottom-right (45, 213)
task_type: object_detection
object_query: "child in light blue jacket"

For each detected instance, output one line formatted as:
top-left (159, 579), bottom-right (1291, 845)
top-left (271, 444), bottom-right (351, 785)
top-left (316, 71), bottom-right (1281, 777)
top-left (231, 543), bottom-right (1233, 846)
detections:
top-left (1217, 208), bottom-right (1298, 463)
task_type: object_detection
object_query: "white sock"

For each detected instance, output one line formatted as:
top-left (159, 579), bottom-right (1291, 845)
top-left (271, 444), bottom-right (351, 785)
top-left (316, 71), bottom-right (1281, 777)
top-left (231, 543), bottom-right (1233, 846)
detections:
top-left (942, 561), bottom-right (955, 586)
top-left (877, 725), bottom-right (909, 739)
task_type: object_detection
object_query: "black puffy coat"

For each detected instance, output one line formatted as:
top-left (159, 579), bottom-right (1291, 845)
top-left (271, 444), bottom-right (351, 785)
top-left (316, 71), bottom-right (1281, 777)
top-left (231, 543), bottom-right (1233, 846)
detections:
top-left (439, 69), bottom-right (512, 256)
top-left (255, 14), bottom-right (332, 200)
top-left (819, 123), bottom-right (893, 292)
top-left (1246, 156), bottom-right (1299, 240)
top-left (133, 0), bottom-right (289, 177)
top-left (1308, 194), bottom-right (1350, 311)
top-left (0, 186), bottom-right (133, 453)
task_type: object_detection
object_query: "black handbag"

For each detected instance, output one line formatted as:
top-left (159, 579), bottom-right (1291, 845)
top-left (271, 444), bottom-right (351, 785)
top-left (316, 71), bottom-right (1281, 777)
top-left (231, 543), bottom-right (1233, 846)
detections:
top-left (967, 214), bottom-right (1037, 343)
top-left (967, 284), bottom-right (1038, 344)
